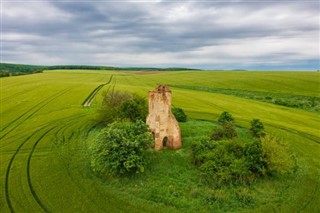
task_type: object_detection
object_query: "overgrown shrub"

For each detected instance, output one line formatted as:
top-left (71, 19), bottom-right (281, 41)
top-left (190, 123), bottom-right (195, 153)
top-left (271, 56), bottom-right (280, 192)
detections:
top-left (218, 111), bottom-right (234, 124)
top-left (211, 121), bottom-right (237, 140)
top-left (90, 120), bottom-right (154, 176)
top-left (119, 94), bottom-right (148, 122)
top-left (192, 138), bottom-right (267, 185)
top-left (192, 117), bottom-right (294, 185)
top-left (261, 135), bottom-right (295, 175)
top-left (250, 119), bottom-right (266, 138)
top-left (191, 138), bottom-right (217, 165)
top-left (244, 140), bottom-right (265, 175)
top-left (172, 107), bottom-right (187, 122)
top-left (97, 90), bottom-right (147, 124)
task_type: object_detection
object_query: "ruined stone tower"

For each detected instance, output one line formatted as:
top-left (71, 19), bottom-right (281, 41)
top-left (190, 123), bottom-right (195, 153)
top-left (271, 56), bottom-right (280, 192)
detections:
top-left (146, 85), bottom-right (182, 150)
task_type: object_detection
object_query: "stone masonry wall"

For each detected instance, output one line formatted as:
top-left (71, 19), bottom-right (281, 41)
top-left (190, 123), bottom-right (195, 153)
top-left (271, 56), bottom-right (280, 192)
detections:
top-left (146, 85), bottom-right (181, 150)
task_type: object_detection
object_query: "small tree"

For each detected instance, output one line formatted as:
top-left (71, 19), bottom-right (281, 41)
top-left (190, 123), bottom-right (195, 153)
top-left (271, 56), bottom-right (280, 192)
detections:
top-left (245, 140), bottom-right (265, 175)
top-left (211, 121), bottom-right (237, 141)
top-left (261, 135), bottom-right (295, 175)
top-left (218, 111), bottom-right (235, 124)
top-left (172, 107), bottom-right (187, 122)
top-left (250, 119), bottom-right (266, 138)
top-left (90, 120), bottom-right (154, 176)
top-left (119, 94), bottom-right (148, 122)
top-left (97, 90), bottom-right (147, 125)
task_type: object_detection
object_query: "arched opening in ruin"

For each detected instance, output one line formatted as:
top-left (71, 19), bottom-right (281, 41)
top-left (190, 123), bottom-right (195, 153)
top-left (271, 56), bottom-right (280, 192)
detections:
top-left (162, 136), bottom-right (168, 147)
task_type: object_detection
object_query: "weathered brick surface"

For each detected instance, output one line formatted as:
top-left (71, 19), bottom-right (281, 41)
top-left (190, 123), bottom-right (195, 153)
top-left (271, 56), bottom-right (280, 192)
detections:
top-left (146, 85), bottom-right (182, 150)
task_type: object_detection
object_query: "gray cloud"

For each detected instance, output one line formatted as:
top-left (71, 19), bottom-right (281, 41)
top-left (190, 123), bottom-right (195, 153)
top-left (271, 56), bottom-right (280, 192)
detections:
top-left (2, 0), bottom-right (319, 69)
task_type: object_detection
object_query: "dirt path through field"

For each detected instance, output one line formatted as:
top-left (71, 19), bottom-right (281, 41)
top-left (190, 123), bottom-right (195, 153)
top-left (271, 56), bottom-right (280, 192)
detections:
top-left (82, 75), bottom-right (113, 107)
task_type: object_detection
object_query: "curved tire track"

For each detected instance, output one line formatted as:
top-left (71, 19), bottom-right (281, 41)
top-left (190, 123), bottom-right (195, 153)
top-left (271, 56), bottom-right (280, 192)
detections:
top-left (1, 88), bottom-right (72, 140)
top-left (5, 114), bottom-right (84, 212)
top-left (26, 126), bottom-right (58, 213)
top-left (5, 125), bottom-right (49, 213)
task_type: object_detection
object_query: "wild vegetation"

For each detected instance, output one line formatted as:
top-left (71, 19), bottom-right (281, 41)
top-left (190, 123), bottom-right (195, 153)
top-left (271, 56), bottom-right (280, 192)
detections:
top-left (1, 69), bottom-right (319, 212)
top-left (96, 90), bottom-right (148, 125)
top-left (90, 120), bottom-right (153, 176)
top-left (192, 112), bottom-right (295, 186)
top-left (172, 107), bottom-right (188, 122)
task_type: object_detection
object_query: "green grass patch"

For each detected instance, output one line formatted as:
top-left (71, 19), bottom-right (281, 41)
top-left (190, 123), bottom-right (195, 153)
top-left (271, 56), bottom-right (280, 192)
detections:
top-left (87, 119), bottom-right (301, 212)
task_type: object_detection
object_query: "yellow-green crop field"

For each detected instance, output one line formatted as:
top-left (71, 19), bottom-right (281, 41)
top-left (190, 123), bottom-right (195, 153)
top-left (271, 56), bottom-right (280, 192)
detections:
top-left (1, 70), bottom-right (319, 212)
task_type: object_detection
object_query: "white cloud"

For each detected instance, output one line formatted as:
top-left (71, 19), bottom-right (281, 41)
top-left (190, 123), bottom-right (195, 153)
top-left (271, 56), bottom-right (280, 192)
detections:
top-left (2, 1), bottom-right (319, 69)
top-left (2, 1), bottom-right (72, 23)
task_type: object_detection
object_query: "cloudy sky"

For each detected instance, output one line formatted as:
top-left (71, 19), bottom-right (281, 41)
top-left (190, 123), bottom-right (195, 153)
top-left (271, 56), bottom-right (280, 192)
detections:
top-left (2, 0), bottom-right (319, 70)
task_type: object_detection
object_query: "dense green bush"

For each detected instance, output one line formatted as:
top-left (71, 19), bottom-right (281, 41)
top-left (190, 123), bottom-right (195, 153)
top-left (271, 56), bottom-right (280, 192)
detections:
top-left (172, 107), bottom-right (187, 122)
top-left (119, 94), bottom-right (148, 122)
top-left (192, 138), bottom-right (264, 185)
top-left (218, 111), bottom-right (234, 124)
top-left (244, 140), bottom-right (265, 175)
top-left (211, 121), bottom-right (237, 140)
top-left (250, 119), bottom-right (266, 138)
top-left (192, 116), bottom-right (294, 185)
top-left (90, 120), bottom-right (154, 176)
top-left (97, 90), bottom-right (147, 124)
top-left (261, 135), bottom-right (295, 175)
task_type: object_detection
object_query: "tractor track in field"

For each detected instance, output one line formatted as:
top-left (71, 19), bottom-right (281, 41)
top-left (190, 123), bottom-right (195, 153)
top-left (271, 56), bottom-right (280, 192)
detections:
top-left (52, 114), bottom-right (86, 146)
top-left (0, 88), bottom-right (72, 140)
top-left (267, 123), bottom-right (320, 145)
top-left (5, 114), bottom-right (86, 212)
top-left (267, 123), bottom-right (320, 212)
top-left (53, 118), bottom-right (102, 211)
top-left (26, 126), bottom-right (58, 213)
top-left (1, 88), bottom-right (36, 103)
top-left (5, 125), bottom-right (50, 213)
top-left (1, 87), bottom-right (71, 133)
top-left (82, 75), bottom-right (113, 107)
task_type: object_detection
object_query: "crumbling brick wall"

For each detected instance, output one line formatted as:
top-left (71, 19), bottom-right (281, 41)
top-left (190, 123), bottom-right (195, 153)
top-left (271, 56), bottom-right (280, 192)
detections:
top-left (146, 85), bottom-right (182, 150)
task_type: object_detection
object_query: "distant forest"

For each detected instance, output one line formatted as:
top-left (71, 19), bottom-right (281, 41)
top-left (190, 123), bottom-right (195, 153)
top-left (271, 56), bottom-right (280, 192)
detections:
top-left (0, 63), bottom-right (200, 77)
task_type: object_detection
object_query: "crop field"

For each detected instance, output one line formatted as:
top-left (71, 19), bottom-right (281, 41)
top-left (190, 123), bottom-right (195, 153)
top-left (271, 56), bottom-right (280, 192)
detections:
top-left (1, 70), bottom-right (319, 212)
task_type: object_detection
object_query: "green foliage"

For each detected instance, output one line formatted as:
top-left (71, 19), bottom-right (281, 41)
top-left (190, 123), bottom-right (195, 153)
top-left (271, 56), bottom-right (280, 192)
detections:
top-left (218, 111), bottom-right (235, 124)
top-left (244, 140), bottom-right (265, 175)
top-left (193, 116), bottom-right (293, 186)
top-left (250, 119), bottom-right (266, 138)
top-left (97, 90), bottom-right (147, 124)
top-left (211, 121), bottom-right (237, 140)
top-left (192, 138), bottom-right (264, 185)
top-left (119, 94), bottom-right (148, 122)
top-left (261, 135), bottom-right (295, 175)
top-left (0, 63), bottom-right (45, 77)
top-left (90, 120), bottom-right (154, 176)
top-left (172, 107), bottom-right (187, 122)
top-left (0, 70), bottom-right (10, 77)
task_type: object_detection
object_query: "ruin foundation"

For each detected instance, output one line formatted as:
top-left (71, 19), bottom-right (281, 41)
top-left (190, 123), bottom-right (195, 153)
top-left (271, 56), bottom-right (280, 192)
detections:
top-left (146, 85), bottom-right (182, 150)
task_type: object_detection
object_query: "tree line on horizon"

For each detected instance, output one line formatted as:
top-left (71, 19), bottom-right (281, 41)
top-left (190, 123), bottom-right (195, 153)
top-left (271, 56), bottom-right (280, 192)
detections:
top-left (0, 63), bottom-right (200, 77)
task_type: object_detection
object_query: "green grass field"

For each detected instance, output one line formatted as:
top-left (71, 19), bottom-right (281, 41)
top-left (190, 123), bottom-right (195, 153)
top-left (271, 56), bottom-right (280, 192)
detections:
top-left (1, 70), bottom-right (319, 212)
